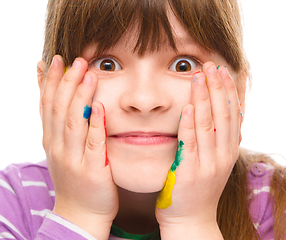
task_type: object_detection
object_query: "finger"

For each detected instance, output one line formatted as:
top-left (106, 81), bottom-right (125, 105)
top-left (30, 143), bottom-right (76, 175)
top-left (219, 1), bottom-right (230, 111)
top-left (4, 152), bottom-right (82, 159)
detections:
top-left (191, 72), bottom-right (216, 160)
top-left (218, 66), bottom-right (241, 154)
top-left (175, 105), bottom-right (199, 176)
top-left (41, 55), bottom-right (65, 149)
top-left (51, 58), bottom-right (88, 145)
top-left (64, 70), bottom-right (99, 161)
top-left (156, 105), bottom-right (198, 210)
top-left (83, 102), bottom-right (108, 170)
top-left (202, 62), bottom-right (231, 152)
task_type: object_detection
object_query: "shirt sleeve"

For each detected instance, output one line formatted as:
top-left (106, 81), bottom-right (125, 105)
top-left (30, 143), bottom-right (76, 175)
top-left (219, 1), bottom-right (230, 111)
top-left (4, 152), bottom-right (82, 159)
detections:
top-left (0, 164), bottom-right (33, 240)
top-left (36, 212), bottom-right (97, 240)
top-left (0, 162), bottom-right (97, 240)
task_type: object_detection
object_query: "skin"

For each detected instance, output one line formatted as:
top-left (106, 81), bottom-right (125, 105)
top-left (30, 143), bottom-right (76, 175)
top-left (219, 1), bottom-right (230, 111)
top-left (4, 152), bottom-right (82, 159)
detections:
top-left (37, 12), bottom-right (246, 240)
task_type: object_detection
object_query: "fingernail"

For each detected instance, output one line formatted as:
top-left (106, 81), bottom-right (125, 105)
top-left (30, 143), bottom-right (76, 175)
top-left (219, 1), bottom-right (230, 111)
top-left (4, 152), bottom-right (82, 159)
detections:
top-left (92, 105), bottom-right (99, 115)
top-left (208, 65), bottom-right (217, 74)
top-left (51, 56), bottom-right (58, 66)
top-left (186, 107), bottom-right (193, 116)
top-left (222, 66), bottom-right (229, 76)
top-left (82, 74), bottom-right (92, 84)
top-left (217, 65), bottom-right (221, 70)
top-left (198, 77), bottom-right (206, 85)
top-left (72, 59), bottom-right (82, 69)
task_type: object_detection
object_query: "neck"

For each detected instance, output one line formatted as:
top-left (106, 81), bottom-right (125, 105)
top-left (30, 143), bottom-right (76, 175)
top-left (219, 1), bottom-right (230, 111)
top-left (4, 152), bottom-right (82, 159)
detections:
top-left (113, 186), bottom-right (160, 235)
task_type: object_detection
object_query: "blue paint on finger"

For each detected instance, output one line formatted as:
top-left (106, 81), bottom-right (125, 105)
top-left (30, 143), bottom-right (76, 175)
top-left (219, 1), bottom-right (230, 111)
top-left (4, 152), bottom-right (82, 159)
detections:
top-left (83, 105), bottom-right (92, 119)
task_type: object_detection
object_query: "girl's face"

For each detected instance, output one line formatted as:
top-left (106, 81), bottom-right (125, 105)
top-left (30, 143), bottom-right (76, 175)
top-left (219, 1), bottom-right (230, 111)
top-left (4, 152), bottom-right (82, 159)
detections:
top-left (82, 13), bottom-right (240, 193)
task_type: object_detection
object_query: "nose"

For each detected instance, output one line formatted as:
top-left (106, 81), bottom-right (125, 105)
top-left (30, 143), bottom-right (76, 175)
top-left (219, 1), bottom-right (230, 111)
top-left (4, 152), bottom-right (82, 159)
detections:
top-left (119, 68), bottom-right (172, 116)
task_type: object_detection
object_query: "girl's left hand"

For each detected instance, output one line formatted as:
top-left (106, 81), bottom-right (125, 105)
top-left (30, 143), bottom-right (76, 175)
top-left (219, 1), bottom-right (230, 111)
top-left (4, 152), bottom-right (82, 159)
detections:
top-left (155, 62), bottom-right (242, 239)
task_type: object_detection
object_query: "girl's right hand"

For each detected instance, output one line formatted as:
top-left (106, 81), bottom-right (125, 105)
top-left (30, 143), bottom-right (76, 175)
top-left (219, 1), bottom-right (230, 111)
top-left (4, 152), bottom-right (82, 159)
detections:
top-left (40, 55), bottom-right (119, 240)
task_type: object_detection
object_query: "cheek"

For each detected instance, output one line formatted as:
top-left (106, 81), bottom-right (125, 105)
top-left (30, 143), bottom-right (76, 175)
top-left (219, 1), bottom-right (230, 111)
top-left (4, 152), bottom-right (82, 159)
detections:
top-left (92, 80), bottom-right (122, 136)
top-left (167, 79), bottom-right (192, 108)
top-left (92, 80), bottom-right (120, 106)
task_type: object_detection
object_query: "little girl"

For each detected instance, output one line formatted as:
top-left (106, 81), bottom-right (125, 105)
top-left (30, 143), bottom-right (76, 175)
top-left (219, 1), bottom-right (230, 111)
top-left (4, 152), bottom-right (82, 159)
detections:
top-left (1, 0), bottom-right (285, 239)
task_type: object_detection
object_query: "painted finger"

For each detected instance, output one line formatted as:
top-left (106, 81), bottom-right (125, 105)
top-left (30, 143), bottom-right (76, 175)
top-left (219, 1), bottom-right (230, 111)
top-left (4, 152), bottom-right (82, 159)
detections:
top-left (202, 62), bottom-right (231, 152)
top-left (156, 105), bottom-right (198, 210)
top-left (64, 70), bottom-right (99, 161)
top-left (51, 58), bottom-right (88, 145)
top-left (83, 102), bottom-right (108, 170)
top-left (41, 55), bottom-right (65, 149)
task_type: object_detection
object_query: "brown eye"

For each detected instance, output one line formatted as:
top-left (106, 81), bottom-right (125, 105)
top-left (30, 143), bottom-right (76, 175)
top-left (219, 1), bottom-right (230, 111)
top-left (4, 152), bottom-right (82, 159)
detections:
top-left (100, 60), bottom-right (115, 71)
top-left (169, 57), bottom-right (197, 72)
top-left (176, 60), bottom-right (191, 72)
top-left (93, 58), bottom-right (122, 71)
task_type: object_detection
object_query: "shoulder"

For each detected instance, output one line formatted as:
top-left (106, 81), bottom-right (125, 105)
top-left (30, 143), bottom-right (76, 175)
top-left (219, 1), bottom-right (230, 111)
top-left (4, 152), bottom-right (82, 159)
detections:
top-left (0, 161), bottom-right (55, 239)
top-left (0, 160), bottom-right (54, 209)
top-left (1, 161), bottom-right (53, 193)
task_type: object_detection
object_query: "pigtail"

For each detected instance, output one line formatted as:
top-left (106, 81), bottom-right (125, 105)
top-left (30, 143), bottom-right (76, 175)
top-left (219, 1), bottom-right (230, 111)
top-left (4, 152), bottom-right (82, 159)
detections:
top-left (217, 150), bottom-right (260, 240)
top-left (219, 148), bottom-right (286, 240)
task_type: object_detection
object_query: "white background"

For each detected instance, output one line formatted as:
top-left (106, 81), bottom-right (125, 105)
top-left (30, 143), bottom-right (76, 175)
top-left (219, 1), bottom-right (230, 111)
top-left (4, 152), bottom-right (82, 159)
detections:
top-left (0, 1), bottom-right (285, 170)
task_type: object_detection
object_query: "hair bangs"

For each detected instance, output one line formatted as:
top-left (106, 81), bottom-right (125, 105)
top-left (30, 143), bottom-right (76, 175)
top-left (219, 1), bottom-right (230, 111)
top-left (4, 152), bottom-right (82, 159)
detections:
top-left (44, 0), bottom-right (179, 67)
top-left (87, 0), bottom-right (178, 58)
top-left (44, 0), bottom-right (249, 76)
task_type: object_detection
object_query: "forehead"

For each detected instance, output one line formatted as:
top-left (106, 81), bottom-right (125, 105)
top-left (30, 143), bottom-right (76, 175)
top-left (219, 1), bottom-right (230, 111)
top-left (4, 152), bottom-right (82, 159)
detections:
top-left (100, 11), bottom-right (196, 55)
top-left (167, 10), bottom-right (195, 45)
top-left (83, 9), bottom-right (212, 65)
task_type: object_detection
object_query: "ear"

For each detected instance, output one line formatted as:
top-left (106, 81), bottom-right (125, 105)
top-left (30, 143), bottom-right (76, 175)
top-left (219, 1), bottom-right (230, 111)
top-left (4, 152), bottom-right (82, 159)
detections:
top-left (37, 60), bottom-right (47, 118)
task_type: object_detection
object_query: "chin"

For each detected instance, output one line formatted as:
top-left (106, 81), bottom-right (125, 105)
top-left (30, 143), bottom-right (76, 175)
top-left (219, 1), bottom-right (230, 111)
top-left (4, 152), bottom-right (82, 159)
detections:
top-left (113, 166), bottom-right (169, 193)
top-left (107, 143), bottom-right (177, 193)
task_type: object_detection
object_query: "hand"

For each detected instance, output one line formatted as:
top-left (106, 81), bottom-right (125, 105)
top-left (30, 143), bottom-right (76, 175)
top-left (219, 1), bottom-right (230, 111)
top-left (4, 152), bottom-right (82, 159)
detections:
top-left (40, 56), bottom-right (119, 239)
top-left (156, 62), bottom-right (241, 239)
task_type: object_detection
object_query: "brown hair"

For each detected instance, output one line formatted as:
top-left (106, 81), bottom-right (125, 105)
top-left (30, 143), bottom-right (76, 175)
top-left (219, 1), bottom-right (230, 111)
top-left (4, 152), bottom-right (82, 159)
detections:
top-left (42, 0), bottom-right (286, 239)
top-left (43, 0), bottom-right (248, 74)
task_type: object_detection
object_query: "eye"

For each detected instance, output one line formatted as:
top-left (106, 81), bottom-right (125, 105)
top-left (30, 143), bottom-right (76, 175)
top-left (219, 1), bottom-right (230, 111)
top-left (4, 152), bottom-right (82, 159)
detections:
top-left (93, 58), bottom-right (122, 71)
top-left (169, 57), bottom-right (198, 72)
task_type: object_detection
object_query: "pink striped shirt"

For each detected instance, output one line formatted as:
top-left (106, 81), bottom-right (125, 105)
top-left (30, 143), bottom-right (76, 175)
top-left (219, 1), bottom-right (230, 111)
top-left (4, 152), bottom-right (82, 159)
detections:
top-left (0, 161), bottom-right (275, 239)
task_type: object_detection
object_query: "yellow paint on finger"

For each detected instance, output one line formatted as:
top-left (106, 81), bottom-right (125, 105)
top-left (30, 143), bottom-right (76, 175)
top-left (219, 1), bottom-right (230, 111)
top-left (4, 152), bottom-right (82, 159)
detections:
top-left (156, 169), bottom-right (176, 209)
top-left (63, 66), bottom-right (67, 75)
top-left (156, 140), bottom-right (184, 209)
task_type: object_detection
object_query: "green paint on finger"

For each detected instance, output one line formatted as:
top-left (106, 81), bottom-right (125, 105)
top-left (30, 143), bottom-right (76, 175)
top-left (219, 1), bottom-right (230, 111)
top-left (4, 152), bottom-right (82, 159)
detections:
top-left (171, 140), bottom-right (185, 172)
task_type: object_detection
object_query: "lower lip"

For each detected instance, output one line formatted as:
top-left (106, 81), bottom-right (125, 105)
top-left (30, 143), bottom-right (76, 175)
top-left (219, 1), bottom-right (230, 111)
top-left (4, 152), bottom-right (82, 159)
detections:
top-left (110, 136), bottom-right (177, 145)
